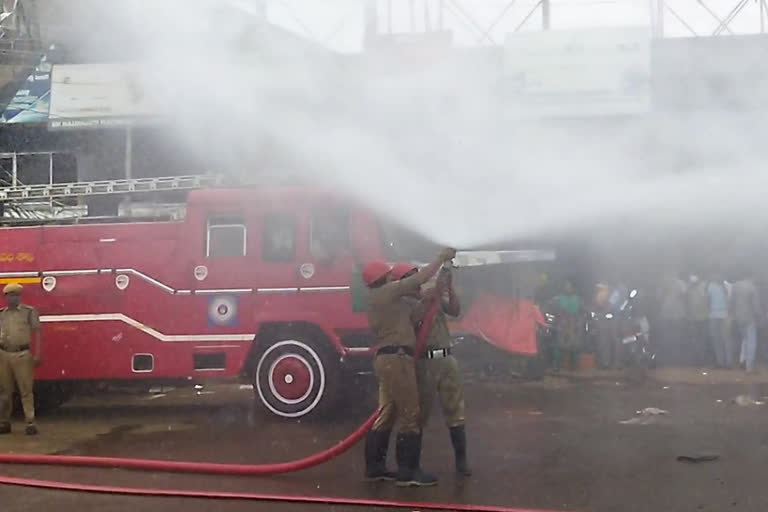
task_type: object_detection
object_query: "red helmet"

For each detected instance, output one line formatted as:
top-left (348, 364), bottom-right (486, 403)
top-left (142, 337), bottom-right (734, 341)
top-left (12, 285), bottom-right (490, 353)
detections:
top-left (362, 261), bottom-right (392, 286)
top-left (390, 262), bottom-right (418, 281)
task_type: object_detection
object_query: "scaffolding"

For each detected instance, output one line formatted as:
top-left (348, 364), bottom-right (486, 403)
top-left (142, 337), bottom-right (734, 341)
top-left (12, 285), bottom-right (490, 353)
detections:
top-left (263, 0), bottom-right (768, 51)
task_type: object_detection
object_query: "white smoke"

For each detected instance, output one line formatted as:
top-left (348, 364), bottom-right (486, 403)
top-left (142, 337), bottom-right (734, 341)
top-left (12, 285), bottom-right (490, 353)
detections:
top-left (57, 0), bottom-right (768, 249)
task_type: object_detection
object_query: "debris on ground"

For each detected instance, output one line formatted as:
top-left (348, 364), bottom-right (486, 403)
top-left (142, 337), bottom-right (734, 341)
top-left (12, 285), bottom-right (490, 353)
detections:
top-left (733, 395), bottom-right (764, 406)
top-left (619, 417), bottom-right (656, 425)
top-left (677, 452), bottom-right (720, 463)
top-left (148, 386), bottom-right (175, 394)
top-left (638, 407), bottom-right (669, 415)
top-left (619, 407), bottom-right (669, 425)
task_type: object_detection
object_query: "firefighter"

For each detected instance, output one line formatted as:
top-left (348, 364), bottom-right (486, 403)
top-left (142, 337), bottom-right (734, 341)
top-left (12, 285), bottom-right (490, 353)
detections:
top-left (0, 283), bottom-right (41, 435)
top-left (362, 247), bottom-right (455, 487)
top-left (390, 262), bottom-right (471, 477)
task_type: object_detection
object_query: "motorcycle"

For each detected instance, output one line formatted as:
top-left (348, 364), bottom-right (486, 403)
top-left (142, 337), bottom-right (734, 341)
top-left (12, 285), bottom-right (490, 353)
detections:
top-left (588, 288), bottom-right (655, 382)
top-left (615, 289), bottom-right (655, 382)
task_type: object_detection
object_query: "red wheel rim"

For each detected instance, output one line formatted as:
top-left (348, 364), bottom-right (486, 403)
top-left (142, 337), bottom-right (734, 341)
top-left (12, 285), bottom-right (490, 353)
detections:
top-left (269, 355), bottom-right (313, 403)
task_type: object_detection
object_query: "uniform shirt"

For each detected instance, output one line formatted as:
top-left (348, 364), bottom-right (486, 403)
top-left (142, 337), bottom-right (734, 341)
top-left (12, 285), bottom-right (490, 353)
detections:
top-left (367, 273), bottom-right (423, 348)
top-left (425, 308), bottom-right (452, 349)
top-left (0, 304), bottom-right (40, 348)
top-left (403, 295), bottom-right (454, 350)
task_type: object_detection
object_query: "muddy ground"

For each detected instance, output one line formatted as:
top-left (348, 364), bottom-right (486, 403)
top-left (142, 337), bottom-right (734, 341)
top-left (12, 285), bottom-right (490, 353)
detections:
top-left (1, 369), bottom-right (768, 512)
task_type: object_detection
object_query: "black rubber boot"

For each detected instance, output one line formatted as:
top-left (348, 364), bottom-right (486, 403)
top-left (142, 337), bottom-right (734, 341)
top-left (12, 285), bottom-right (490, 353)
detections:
top-left (450, 425), bottom-right (472, 476)
top-left (0, 422), bottom-right (10, 435)
top-left (395, 432), bottom-right (438, 487)
top-left (364, 429), bottom-right (396, 481)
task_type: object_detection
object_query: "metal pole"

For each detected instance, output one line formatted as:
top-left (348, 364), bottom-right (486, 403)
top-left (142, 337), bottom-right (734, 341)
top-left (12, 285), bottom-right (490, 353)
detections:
top-left (713, 0), bottom-right (749, 37)
top-left (363, 0), bottom-right (377, 46)
top-left (657, 0), bottom-right (665, 38)
top-left (514, 0), bottom-right (543, 33)
top-left (48, 152), bottom-right (53, 208)
top-left (542, 0), bottom-right (550, 30)
top-left (11, 153), bottom-right (17, 187)
top-left (696, 0), bottom-right (734, 35)
top-left (125, 126), bottom-right (132, 180)
top-left (762, 0), bottom-right (766, 33)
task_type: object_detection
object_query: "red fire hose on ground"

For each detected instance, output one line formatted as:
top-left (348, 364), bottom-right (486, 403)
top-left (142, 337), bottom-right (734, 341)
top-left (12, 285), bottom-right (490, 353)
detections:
top-left (0, 291), bottom-right (569, 512)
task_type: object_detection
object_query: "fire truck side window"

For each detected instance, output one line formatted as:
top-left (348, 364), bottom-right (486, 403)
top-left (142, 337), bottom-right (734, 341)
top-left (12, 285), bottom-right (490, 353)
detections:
top-left (263, 213), bottom-right (296, 261)
top-left (206, 216), bottom-right (247, 258)
top-left (310, 209), bottom-right (349, 261)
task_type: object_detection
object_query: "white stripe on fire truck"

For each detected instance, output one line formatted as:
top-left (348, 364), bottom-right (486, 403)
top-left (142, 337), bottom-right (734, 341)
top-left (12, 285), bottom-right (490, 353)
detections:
top-left (300, 286), bottom-right (350, 293)
top-left (39, 313), bottom-right (256, 343)
top-left (116, 268), bottom-right (175, 294)
top-left (256, 288), bottom-right (298, 294)
top-left (2, 267), bottom-right (351, 295)
top-left (42, 269), bottom-right (100, 276)
top-left (0, 271), bottom-right (40, 278)
top-left (193, 288), bottom-right (253, 295)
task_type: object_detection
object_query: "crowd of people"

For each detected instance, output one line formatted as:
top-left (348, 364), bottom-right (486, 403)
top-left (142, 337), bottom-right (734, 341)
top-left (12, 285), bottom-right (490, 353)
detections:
top-left (538, 271), bottom-right (764, 373)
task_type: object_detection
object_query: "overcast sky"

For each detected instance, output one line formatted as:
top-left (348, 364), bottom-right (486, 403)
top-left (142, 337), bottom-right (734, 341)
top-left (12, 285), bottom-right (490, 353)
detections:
top-left (263, 0), bottom-right (767, 52)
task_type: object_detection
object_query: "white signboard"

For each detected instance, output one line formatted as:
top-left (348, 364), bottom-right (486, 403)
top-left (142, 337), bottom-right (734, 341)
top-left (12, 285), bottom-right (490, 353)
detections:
top-left (49, 63), bottom-right (162, 129)
top-left (503, 27), bottom-right (651, 118)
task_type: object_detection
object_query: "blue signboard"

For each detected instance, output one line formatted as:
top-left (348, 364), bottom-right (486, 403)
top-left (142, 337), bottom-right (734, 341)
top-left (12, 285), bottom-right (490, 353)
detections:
top-left (1, 47), bottom-right (53, 124)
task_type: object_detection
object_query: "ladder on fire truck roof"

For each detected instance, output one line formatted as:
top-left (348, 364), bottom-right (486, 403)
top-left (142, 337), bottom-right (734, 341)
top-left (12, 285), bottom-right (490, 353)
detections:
top-left (0, 174), bottom-right (225, 226)
top-left (0, 174), bottom-right (223, 202)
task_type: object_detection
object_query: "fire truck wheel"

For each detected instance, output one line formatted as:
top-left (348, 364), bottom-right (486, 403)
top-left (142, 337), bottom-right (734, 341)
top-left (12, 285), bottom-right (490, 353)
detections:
top-left (12, 383), bottom-right (74, 416)
top-left (253, 338), bottom-right (340, 419)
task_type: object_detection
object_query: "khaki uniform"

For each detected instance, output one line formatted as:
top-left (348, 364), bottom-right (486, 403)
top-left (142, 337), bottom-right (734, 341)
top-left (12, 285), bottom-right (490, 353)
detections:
top-left (0, 304), bottom-right (39, 424)
top-left (368, 274), bottom-right (423, 434)
top-left (412, 301), bottom-right (465, 428)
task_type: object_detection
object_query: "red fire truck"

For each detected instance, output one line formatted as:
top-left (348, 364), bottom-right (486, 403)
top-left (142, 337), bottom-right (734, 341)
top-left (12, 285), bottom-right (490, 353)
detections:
top-left (0, 178), bottom-right (549, 419)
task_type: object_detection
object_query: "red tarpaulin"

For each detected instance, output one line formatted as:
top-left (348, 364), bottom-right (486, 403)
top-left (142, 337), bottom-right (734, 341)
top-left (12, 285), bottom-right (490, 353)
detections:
top-left (451, 294), bottom-right (544, 356)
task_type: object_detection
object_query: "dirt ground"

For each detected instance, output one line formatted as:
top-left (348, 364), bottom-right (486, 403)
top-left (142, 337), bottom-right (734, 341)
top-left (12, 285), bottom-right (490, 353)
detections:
top-left (2, 369), bottom-right (768, 512)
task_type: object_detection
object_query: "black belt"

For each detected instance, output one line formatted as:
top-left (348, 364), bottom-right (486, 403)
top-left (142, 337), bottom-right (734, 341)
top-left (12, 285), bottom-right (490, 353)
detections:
top-left (422, 347), bottom-right (452, 359)
top-left (376, 345), bottom-right (414, 357)
top-left (0, 344), bottom-right (29, 353)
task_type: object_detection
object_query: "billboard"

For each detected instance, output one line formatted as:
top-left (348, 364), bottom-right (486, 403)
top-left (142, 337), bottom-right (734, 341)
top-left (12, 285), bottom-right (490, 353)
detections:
top-left (1, 53), bottom-right (52, 124)
top-left (503, 27), bottom-right (651, 118)
top-left (48, 63), bottom-right (162, 129)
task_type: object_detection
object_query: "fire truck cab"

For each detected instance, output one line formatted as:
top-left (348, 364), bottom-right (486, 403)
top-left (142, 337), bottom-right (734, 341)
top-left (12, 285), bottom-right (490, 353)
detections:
top-left (1, 186), bottom-right (398, 418)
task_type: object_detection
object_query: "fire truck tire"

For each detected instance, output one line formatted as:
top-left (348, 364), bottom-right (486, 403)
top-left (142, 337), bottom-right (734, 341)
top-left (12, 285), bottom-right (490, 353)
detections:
top-left (253, 337), bottom-right (340, 419)
top-left (12, 383), bottom-right (74, 416)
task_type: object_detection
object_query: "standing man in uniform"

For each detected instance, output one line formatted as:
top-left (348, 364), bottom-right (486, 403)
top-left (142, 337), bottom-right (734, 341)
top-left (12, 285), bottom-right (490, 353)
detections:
top-left (361, 247), bottom-right (455, 487)
top-left (0, 283), bottom-right (41, 435)
top-left (391, 262), bottom-right (471, 477)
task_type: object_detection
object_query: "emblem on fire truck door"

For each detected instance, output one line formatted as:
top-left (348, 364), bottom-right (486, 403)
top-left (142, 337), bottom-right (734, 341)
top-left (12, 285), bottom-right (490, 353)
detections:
top-left (194, 265), bottom-right (208, 281)
top-left (41, 276), bottom-right (56, 292)
top-left (299, 263), bottom-right (315, 279)
top-left (115, 274), bottom-right (130, 290)
top-left (207, 295), bottom-right (238, 326)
